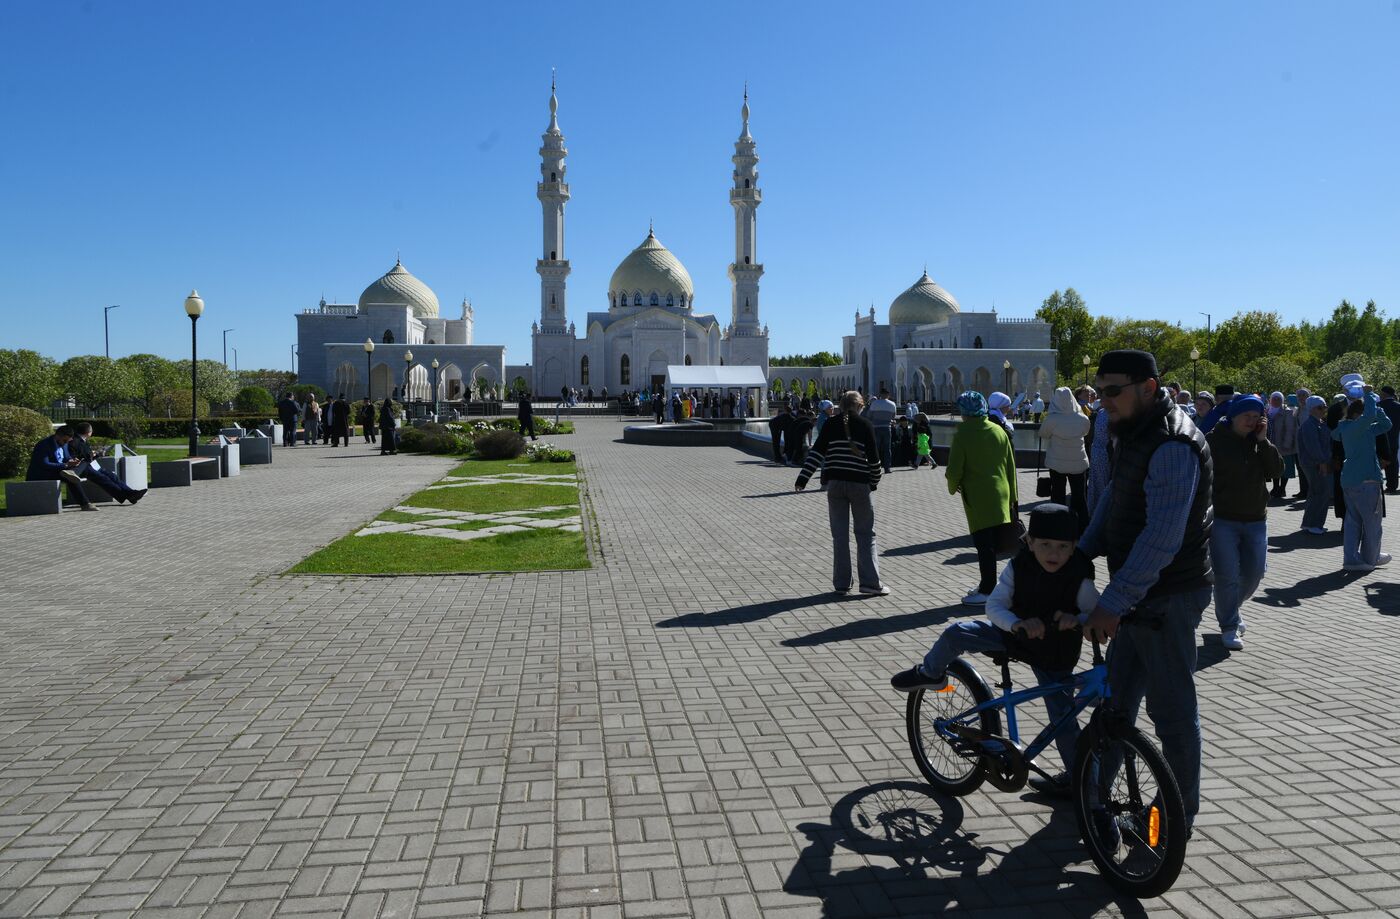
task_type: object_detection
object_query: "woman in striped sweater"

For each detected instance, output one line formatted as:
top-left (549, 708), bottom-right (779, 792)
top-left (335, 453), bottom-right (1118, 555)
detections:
top-left (796, 390), bottom-right (889, 596)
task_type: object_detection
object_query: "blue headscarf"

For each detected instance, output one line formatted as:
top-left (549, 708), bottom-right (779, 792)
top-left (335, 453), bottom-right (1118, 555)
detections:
top-left (957, 390), bottom-right (988, 418)
top-left (1225, 394), bottom-right (1266, 420)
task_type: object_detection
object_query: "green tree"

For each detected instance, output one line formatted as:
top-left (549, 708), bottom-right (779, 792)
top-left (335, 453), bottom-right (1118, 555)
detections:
top-left (237, 368), bottom-right (296, 395)
top-left (1088, 318), bottom-right (1196, 379)
top-left (174, 359), bottom-right (238, 406)
top-left (1237, 357), bottom-right (1311, 398)
top-left (116, 354), bottom-right (182, 414)
top-left (1309, 351), bottom-right (1396, 399)
top-left (771, 351), bottom-right (843, 367)
top-left (59, 355), bottom-right (140, 409)
top-left (1036, 288), bottom-right (1093, 381)
top-left (0, 349), bottom-right (60, 409)
top-left (1210, 310), bottom-right (1311, 370)
top-left (1320, 300), bottom-right (1389, 360)
top-left (151, 388), bottom-right (209, 419)
top-left (234, 385), bottom-right (276, 413)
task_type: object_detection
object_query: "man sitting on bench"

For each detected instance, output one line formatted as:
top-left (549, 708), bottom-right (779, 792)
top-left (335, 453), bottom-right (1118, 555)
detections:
top-left (26, 425), bottom-right (143, 511)
top-left (68, 422), bottom-right (147, 505)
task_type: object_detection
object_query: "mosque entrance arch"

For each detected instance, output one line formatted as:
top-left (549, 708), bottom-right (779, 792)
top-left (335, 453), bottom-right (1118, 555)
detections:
top-left (370, 363), bottom-right (394, 401)
top-left (332, 362), bottom-right (358, 399)
top-left (896, 366), bottom-right (906, 403)
top-left (470, 362), bottom-right (499, 400)
top-left (1031, 366), bottom-right (1051, 393)
top-left (439, 362), bottom-right (464, 402)
top-left (972, 366), bottom-right (992, 395)
top-left (647, 349), bottom-right (668, 395)
top-left (945, 367), bottom-right (964, 402)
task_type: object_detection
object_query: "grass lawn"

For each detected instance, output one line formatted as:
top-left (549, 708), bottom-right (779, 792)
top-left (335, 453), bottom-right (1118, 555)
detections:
top-left (403, 482), bottom-right (578, 514)
top-left (135, 437), bottom-right (193, 446)
top-left (446, 458), bottom-right (577, 478)
top-left (136, 447), bottom-right (191, 464)
top-left (289, 453), bottom-right (589, 575)
top-left (0, 476), bottom-right (20, 513)
top-left (290, 528), bottom-right (587, 574)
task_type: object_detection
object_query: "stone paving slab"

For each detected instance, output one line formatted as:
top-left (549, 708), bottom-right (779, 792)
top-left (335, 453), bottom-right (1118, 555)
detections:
top-left (2, 422), bottom-right (1399, 917)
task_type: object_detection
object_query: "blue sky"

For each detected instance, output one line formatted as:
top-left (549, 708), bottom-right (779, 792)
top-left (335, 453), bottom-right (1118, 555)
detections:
top-left (2, 0), bottom-right (1397, 372)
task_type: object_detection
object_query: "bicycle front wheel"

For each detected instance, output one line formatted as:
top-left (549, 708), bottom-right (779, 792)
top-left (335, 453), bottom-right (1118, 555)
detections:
top-left (905, 657), bottom-right (1000, 796)
top-left (1073, 717), bottom-right (1188, 898)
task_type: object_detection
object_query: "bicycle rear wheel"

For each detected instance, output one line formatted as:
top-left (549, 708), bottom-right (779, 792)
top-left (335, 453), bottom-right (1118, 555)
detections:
top-left (906, 657), bottom-right (1000, 796)
top-left (1073, 716), bottom-right (1188, 898)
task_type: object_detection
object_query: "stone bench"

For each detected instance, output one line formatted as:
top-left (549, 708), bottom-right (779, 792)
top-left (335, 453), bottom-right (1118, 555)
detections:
top-left (197, 441), bottom-right (240, 477)
top-left (238, 434), bottom-right (272, 465)
top-left (150, 457), bottom-right (220, 487)
top-left (6, 480), bottom-right (63, 515)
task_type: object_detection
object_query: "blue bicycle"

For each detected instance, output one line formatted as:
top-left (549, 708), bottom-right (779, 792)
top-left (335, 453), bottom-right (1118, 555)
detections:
top-left (904, 632), bottom-right (1188, 898)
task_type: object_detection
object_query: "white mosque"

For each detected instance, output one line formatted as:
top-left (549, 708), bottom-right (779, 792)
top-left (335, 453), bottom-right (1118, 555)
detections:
top-left (294, 82), bottom-right (1056, 406)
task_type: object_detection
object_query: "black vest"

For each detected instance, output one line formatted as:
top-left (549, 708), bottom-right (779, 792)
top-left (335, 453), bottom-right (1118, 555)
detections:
top-left (1104, 392), bottom-right (1213, 601)
top-left (1004, 547), bottom-right (1093, 672)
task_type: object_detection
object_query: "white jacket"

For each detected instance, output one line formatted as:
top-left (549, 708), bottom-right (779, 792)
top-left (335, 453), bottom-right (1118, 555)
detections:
top-left (1038, 387), bottom-right (1090, 474)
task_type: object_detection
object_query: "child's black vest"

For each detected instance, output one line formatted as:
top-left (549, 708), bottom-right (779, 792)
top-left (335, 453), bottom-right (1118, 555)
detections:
top-left (1004, 547), bottom-right (1094, 672)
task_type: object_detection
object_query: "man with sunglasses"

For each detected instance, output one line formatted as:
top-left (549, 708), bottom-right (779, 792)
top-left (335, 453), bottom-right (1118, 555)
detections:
top-left (1077, 349), bottom-right (1214, 831)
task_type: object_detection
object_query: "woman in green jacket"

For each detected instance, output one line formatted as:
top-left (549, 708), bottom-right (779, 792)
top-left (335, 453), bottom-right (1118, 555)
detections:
top-left (946, 390), bottom-right (1019, 605)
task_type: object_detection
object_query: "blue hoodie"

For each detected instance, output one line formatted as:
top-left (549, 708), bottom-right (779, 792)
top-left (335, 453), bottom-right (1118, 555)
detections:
top-left (1333, 392), bottom-right (1393, 488)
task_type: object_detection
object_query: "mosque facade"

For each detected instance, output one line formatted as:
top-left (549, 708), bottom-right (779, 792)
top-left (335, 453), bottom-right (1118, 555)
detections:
top-left (295, 83), bottom-right (1056, 406)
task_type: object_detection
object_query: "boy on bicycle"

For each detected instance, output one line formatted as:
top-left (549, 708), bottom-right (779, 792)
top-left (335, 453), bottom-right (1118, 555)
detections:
top-left (891, 503), bottom-right (1099, 796)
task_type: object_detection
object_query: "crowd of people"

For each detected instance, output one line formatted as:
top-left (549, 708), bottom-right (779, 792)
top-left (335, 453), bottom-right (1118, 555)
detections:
top-left (274, 393), bottom-right (401, 451)
top-left (790, 349), bottom-right (1393, 822)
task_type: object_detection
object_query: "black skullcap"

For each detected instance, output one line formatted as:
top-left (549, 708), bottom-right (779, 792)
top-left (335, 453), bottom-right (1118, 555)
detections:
top-left (1384, 386), bottom-right (1397, 397)
top-left (1214, 384), bottom-right (1235, 397)
top-left (1096, 349), bottom-right (1158, 380)
top-left (1028, 504), bottom-right (1078, 542)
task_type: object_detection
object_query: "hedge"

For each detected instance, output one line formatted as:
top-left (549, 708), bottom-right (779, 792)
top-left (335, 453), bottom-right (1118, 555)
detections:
top-left (0, 405), bottom-right (55, 477)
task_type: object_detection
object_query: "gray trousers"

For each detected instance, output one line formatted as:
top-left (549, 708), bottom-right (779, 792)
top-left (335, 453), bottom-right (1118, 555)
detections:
top-left (1343, 481), bottom-right (1384, 567)
top-left (826, 479), bottom-right (881, 591)
top-left (1299, 461), bottom-right (1333, 530)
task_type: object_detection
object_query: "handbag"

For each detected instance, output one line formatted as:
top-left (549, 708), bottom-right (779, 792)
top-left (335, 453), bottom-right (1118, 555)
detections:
top-left (994, 506), bottom-right (1027, 555)
top-left (1035, 437), bottom-right (1052, 498)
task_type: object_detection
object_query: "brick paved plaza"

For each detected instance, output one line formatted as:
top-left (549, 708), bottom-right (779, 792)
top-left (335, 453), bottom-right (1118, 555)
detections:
top-left (3, 419), bottom-right (1399, 918)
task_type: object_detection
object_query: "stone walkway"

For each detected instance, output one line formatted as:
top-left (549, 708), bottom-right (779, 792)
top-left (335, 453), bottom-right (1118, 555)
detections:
top-left (2, 421), bottom-right (1399, 918)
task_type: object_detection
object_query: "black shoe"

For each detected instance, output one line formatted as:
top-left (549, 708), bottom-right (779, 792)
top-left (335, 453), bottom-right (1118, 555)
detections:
top-left (1028, 771), bottom-right (1073, 798)
top-left (128, 489), bottom-right (148, 505)
top-left (890, 666), bottom-right (948, 693)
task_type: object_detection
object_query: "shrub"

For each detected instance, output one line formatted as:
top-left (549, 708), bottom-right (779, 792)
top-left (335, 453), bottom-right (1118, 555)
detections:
top-left (526, 442), bottom-right (575, 463)
top-left (399, 422), bottom-right (473, 455)
top-left (151, 388), bottom-right (209, 419)
top-left (234, 385), bottom-right (276, 413)
top-left (110, 415), bottom-right (147, 444)
top-left (473, 429), bottom-right (526, 459)
top-left (0, 404), bottom-right (55, 477)
top-left (293, 384), bottom-right (327, 403)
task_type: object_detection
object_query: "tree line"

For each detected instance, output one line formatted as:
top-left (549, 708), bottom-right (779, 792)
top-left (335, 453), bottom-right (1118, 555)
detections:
top-left (0, 349), bottom-right (301, 416)
top-left (1037, 289), bottom-right (1396, 397)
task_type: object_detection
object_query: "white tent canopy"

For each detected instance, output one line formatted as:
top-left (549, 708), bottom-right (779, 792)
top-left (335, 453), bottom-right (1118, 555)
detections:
top-left (664, 365), bottom-right (767, 389)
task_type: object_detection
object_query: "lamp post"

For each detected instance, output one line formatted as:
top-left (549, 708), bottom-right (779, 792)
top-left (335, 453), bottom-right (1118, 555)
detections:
top-left (104, 305), bottom-right (120, 358)
top-left (1003, 359), bottom-right (1011, 396)
top-left (184, 290), bottom-right (204, 456)
top-left (431, 358), bottom-right (440, 418)
top-left (232, 348), bottom-right (238, 374)
top-left (1199, 312), bottom-right (1212, 361)
top-left (1082, 353), bottom-right (1091, 387)
top-left (222, 328), bottom-right (235, 367)
top-left (291, 345), bottom-right (298, 376)
top-left (1190, 347), bottom-right (1200, 395)
top-left (403, 349), bottom-right (414, 404)
top-left (363, 338), bottom-right (375, 401)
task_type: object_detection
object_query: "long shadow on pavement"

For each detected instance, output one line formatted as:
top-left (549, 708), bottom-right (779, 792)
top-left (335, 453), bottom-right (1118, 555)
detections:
top-left (1267, 529), bottom-right (1342, 554)
top-left (1195, 640), bottom-right (1232, 673)
top-left (783, 603), bottom-right (965, 647)
top-left (1251, 569), bottom-right (1364, 608)
top-left (1364, 582), bottom-right (1400, 615)
top-left (783, 780), bottom-right (1146, 918)
top-left (884, 535), bottom-right (970, 557)
top-left (658, 593), bottom-right (849, 628)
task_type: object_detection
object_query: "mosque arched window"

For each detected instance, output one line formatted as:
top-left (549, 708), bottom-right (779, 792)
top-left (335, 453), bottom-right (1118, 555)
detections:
top-left (666, 293), bottom-right (674, 307)
top-left (940, 340), bottom-right (944, 349)
top-left (620, 354), bottom-right (631, 385)
top-left (685, 355), bottom-right (692, 365)
top-left (550, 172), bottom-right (556, 182)
top-left (744, 179), bottom-right (750, 188)
top-left (633, 293), bottom-right (642, 307)
top-left (550, 250), bottom-right (557, 260)
top-left (650, 293), bottom-right (659, 307)
top-left (383, 329), bottom-right (395, 344)
top-left (580, 355), bottom-right (590, 386)
top-left (974, 336), bottom-right (983, 349)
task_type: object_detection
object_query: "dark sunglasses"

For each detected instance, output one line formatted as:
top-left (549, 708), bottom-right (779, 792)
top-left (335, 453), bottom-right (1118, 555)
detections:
top-left (1097, 378), bottom-right (1147, 398)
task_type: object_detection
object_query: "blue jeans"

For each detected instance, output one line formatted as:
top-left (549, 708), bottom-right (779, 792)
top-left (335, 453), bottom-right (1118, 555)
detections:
top-left (1299, 461), bottom-right (1333, 530)
top-left (1209, 518), bottom-right (1267, 632)
top-left (827, 480), bottom-right (881, 591)
top-left (923, 620), bottom-right (1080, 773)
top-left (1343, 481), bottom-right (1384, 567)
top-left (1106, 587), bottom-right (1209, 826)
top-left (873, 426), bottom-right (893, 472)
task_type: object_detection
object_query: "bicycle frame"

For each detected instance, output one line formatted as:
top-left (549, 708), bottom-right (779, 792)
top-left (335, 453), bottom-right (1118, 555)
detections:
top-left (935, 657), bottom-right (1109, 767)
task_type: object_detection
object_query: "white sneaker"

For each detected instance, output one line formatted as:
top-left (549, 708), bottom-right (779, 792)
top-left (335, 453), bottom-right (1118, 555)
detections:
top-left (1236, 620), bottom-right (1246, 637)
top-left (1221, 630), bottom-right (1243, 651)
top-left (962, 591), bottom-right (989, 606)
top-left (1376, 554), bottom-right (1392, 567)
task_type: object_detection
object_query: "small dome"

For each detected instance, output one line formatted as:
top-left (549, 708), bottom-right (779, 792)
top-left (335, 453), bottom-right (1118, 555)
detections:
top-left (358, 260), bottom-right (440, 319)
top-left (889, 270), bottom-right (960, 326)
top-left (608, 230), bottom-right (694, 308)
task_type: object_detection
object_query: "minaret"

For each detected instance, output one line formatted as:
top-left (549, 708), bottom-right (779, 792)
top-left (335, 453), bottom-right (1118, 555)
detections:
top-left (728, 86), bottom-right (763, 335)
top-left (537, 73), bottom-right (570, 332)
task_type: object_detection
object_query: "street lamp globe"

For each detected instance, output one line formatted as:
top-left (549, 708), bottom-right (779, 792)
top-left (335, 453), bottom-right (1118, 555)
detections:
top-left (1190, 348), bottom-right (1200, 361)
top-left (184, 290), bottom-right (204, 318)
top-left (364, 338), bottom-right (375, 354)
top-left (431, 358), bottom-right (439, 369)
top-left (1082, 354), bottom-right (1091, 367)
top-left (404, 350), bottom-right (413, 364)
top-left (1003, 359), bottom-right (1011, 370)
